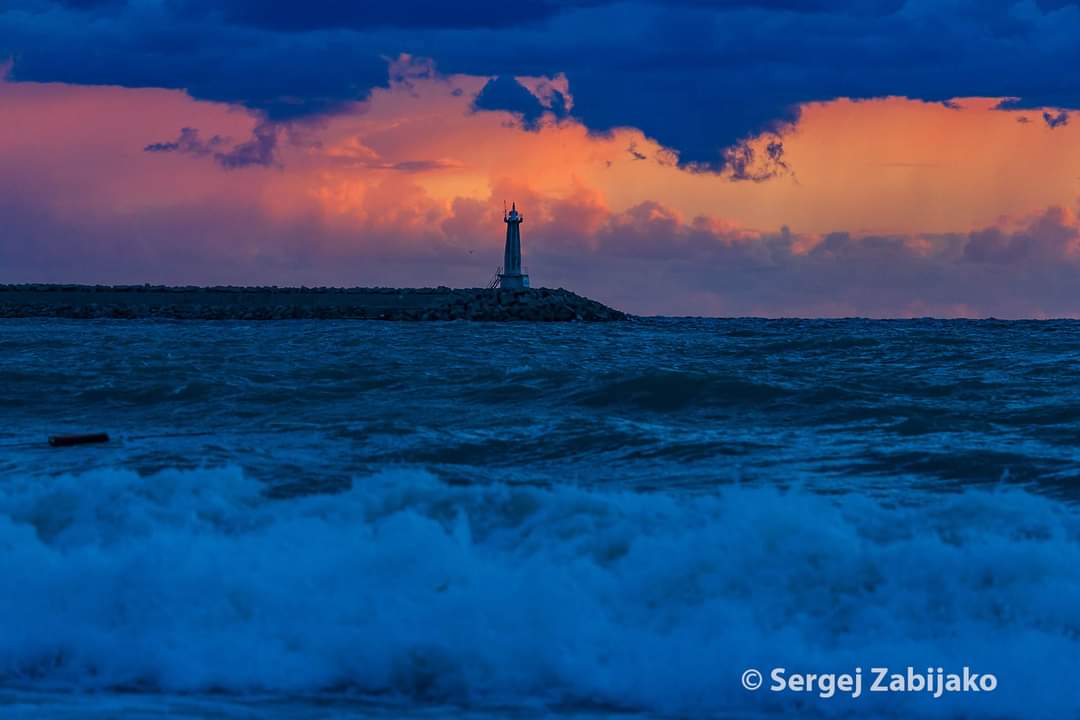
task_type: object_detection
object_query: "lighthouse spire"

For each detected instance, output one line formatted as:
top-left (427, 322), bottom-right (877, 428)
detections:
top-left (499, 202), bottom-right (529, 289)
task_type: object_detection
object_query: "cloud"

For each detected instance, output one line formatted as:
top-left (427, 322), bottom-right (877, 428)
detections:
top-left (167, 0), bottom-right (574, 31)
top-left (6, 0), bottom-right (1080, 172)
top-left (473, 76), bottom-right (555, 131)
top-left (516, 73), bottom-right (573, 113)
top-left (144, 127), bottom-right (226, 157)
top-left (1043, 110), bottom-right (1070, 129)
top-left (10, 123), bottom-right (1080, 317)
top-left (145, 123), bottom-right (279, 169)
top-left (722, 137), bottom-right (793, 182)
top-left (557, 201), bottom-right (1080, 317)
top-left (386, 160), bottom-right (462, 172)
top-left (6, 68), bottom-right (1080, 318)
top-left (0, 1), bottom-right (390, 120)
top-left (215, 122), bottom-right (279, 169)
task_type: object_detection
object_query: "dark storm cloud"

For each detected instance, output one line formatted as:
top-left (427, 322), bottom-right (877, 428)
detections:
top-left (472, 76), bottom-right (549, 131)
top-left (215, 123), bottom-right (279, 169)
top-left (165, 0), bottom-right (575, 30)
top-left (47, 0), bottom-right (126, 8)
top-left (1043, 111), bottom-right (1070, 129)
top-left (0, 1), bottom-right (389, 119)
top-left (145, 124), bottom-right (279, 168)
top-left (144, 127), bottom-right (225, 156)
top-left (4, 0), bottom-right (1080, 172)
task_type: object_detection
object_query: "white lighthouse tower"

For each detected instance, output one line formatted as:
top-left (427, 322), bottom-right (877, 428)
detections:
top-left (499, 203), bottom-right (530, 289)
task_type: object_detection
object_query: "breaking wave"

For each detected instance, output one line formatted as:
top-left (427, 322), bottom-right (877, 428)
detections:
top-left (2, 466), bottom-right (1079, 718)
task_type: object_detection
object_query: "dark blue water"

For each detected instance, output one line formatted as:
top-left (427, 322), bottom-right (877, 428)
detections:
top-left (2, 318), bottom-right (1079, 719)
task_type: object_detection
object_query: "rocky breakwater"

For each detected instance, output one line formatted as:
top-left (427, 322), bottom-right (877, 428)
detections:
top-left (0, 285), bottom-right (630, 322)
top-left (434, 288), bottom-right (628, 321)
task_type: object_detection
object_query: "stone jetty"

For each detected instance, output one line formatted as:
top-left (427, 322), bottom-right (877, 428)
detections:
top-left (0, 285), bottom-right (629, 322)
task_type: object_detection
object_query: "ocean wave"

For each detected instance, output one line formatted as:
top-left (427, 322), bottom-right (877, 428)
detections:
top-left (1, 466), bottom-right (1078, 718)
top-left (759, 336), bottom-right (882, 353)
top-left (573, 371), bottom-right (787, 412)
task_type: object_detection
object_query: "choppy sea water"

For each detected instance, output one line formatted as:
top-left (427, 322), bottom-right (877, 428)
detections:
top-left (2, 318), bottom-right (1079, 719)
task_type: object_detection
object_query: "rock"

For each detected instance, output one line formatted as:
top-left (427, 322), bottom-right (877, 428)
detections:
top-left (0, 285), bottom-right (630, 322)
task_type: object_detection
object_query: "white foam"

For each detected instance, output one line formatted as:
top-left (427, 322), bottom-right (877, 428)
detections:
top-left (1, 466), bottom-right (1078, 718)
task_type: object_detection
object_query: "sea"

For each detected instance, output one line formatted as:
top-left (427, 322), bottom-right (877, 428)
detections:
top-left (1, 317), bottom-right (1078, 719)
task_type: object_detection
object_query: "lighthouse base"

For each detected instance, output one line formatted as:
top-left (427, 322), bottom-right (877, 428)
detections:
top-left (499, 273), bottom-right (530, 289)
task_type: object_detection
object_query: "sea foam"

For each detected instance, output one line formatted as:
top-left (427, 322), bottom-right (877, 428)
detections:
top-left (1, 466), bottom-right (1078, 718)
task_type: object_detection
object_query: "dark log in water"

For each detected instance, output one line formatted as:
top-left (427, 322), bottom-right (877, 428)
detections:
top-left (0, 285), bottom-right (630, 322)
top-left (48, 432), bottom-right (111, 447)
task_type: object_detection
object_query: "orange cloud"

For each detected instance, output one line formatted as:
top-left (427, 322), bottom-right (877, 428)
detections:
top-left (3, 65), bottom-right (1080, 316)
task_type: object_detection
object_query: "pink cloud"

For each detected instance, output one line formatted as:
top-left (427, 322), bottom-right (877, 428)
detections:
top-left (4, 70), bottom-right (1080, 317)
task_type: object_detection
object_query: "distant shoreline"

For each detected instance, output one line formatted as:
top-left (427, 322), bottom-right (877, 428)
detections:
top-left (0, 285), bottom-right (629, 322)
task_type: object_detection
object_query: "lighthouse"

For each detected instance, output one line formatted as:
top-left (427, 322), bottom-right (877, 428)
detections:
top-left (499, 203), bottom-right (530, 289)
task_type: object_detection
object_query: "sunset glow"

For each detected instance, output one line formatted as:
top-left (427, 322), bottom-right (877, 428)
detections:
top-left (3, 1), bottom-right (1080, 317)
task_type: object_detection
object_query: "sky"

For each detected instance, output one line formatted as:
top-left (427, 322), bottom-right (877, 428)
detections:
top-left (2, 1), bottom-right (1080, 317)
